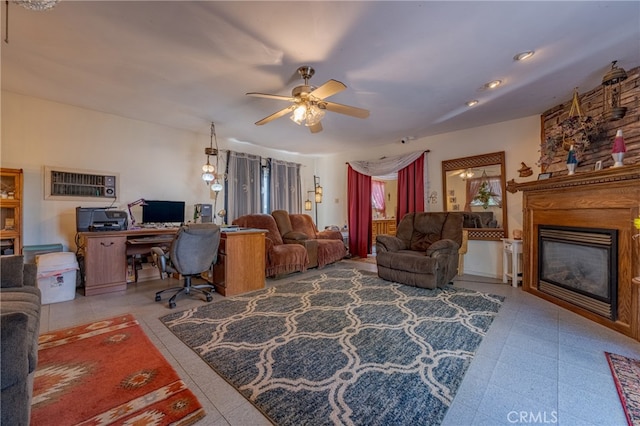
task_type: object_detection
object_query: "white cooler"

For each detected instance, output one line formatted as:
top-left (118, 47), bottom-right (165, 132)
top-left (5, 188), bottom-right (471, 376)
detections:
top-left (37, 252), bottom-right (79, 304)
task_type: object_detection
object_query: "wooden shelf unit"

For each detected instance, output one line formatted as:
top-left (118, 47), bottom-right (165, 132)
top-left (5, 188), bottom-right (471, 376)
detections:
top-left (0, 168), bottom-right (23, 255)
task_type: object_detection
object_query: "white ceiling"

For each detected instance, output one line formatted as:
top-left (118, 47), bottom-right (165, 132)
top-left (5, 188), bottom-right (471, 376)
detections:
top-left (2, 1), bottom-right (639, 155)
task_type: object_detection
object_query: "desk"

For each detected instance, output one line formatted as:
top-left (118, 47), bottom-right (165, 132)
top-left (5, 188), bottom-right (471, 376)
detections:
top-left (211, 228), bottom-right (266, 296)
top-left (78, 228), bottom-right (177, 296)
top-left (502, 238), bottom-right (523, 287)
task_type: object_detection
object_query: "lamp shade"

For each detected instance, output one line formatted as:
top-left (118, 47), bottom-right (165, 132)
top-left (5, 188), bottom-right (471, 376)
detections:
top-left (211, 180), bottom-right (223, 192)
top-left (612, 130), bottom-right (626, 153)
top-left (202, 161), bottom-right (215, 182)
top-left (305, 199), bottom-right (312, 211)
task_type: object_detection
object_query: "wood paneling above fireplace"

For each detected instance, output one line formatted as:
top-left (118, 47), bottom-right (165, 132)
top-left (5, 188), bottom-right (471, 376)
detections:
top-left (508, 164), bottom-right (640, 340)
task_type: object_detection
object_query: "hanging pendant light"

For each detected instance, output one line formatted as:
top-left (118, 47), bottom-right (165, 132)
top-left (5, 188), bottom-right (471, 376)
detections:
top-left (201, 122), bottom-right (219, 183)
top-left (210, 179), bottom-right (223, 192)
top-left (602, 60), bottom-right (628, 121)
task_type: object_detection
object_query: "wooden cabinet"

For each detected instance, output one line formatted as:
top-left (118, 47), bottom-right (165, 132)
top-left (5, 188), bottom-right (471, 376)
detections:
top-left (212, 229), bottom-right (266, 296)
top-left (372, 219), bottom-right (397, 247)
top-left (78, 228), bottom-right (177, 296)
top-left (79, 233), bottom-right (127, 295)
top-left (0, 168), bottom-right (23, 255)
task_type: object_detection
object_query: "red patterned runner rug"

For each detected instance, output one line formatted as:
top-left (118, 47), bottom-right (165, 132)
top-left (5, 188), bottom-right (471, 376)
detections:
top-left (606, 352), bottom-right (640, 426)
top-left (31, 314), bottom-right (205, 426)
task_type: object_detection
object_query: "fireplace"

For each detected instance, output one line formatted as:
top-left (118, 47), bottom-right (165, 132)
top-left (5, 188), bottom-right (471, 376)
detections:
top-left (538, 226), bottom-right (617, 320)
top-left (508, 164), bottom-right (640, 340)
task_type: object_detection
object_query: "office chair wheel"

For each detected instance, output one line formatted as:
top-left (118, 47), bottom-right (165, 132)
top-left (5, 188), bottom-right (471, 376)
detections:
top-left (169, 301), bottom-right (176, 309)
top-left (206, 293), bottom-right (213, 302)
top-left (155, 294), bottom-right (161, 302)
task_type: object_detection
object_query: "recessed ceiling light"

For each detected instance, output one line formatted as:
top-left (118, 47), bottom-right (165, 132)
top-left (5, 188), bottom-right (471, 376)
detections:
top-left (485, 80), bottom-right (502, 89)
top-left (514, 51), bottom-right (535, 61)
top-left (466, 100), bottom-right (479, 107)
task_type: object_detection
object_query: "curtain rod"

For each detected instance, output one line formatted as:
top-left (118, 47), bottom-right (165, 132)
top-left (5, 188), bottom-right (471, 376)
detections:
top-left (344, 150), bottom-right (430, 164)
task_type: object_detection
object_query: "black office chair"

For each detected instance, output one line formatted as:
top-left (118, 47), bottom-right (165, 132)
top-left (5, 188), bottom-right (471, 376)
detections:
top-left (152, 223), bottom-right (221, 309)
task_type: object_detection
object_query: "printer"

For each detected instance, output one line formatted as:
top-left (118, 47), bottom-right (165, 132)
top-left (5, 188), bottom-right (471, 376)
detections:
top-left (76, 207), bottom-right (128, 232)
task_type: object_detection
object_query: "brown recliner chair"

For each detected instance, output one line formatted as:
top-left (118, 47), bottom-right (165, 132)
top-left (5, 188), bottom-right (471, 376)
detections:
top-left (376, 212), bottom-right (463, 289)
top-left (272, 211), bottom-right (346, 269)
top-left (232, 213), bottom-right (309, 278)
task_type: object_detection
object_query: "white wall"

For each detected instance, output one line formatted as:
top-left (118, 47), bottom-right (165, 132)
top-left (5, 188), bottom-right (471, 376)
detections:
top-left (316, 116), bottom-right (541, 278)
top-left (1, 92), bottom-right (317, 251)
top-left (2, 91), bottom-right (542, 278)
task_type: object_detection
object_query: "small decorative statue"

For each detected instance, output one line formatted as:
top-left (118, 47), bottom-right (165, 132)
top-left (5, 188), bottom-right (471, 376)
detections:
top-left (517, 162), bottom-right (533, 177)
top-left (612, 129), bottom-right (626, 167)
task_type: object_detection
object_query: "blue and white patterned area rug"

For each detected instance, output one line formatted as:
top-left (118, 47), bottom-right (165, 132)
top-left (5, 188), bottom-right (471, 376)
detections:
top-left (160, 267), bottom-right (504, 426)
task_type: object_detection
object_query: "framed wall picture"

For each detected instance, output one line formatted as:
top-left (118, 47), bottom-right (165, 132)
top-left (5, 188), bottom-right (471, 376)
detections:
top-left (595, 160), bottom-right (603, 171)
top-left (538, 172), bottom-right (552, 180)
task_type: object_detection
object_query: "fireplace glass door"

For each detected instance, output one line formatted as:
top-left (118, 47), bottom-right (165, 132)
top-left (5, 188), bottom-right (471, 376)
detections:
top-left (538, 226), bottom-right (617, 319)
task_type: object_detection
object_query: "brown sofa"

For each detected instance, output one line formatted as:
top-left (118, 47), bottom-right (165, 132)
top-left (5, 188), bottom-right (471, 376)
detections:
top-left (272, 211), bottom-right (346, 269)
top-left (463, 211), bottom-right (498, 228)
top-left (375, 212), bottom-right (463, 289)
top-left (232, 213), bottom-right (309, 278)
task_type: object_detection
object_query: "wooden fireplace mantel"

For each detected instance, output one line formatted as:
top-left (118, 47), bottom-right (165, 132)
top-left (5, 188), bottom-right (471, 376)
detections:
top-left (507, 164), bottom-right (640, 194)
top-left (509, 164), bottom-right (640, 340)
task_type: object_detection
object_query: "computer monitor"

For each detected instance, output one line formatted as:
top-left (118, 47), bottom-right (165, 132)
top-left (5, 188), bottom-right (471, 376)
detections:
top-left (142, 200), bottom-right (185, 224)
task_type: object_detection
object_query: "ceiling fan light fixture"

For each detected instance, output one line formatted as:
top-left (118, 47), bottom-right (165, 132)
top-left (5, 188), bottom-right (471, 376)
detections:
top-left (290, 105), bottom-right (307, 125)
top-left (290, 103), bottom-right (325, 127)
top-left (460, 169), bottom-right (475, 180)
top-left (248, 66), bottom-right (368, 133)
top-left (304, 104), bottom-right (325, 127)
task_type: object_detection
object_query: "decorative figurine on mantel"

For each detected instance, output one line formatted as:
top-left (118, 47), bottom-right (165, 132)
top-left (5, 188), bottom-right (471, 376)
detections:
top-left (612, 129), bottom-right (626, 167)
top-left (517, 162), bottom-right (533, 177)
top-left (566, 145), bottom-right (578, 175)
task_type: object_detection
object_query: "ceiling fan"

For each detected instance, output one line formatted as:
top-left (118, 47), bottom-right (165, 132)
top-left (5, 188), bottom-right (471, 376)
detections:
top-left (246, 66), bottom-right (369, 134)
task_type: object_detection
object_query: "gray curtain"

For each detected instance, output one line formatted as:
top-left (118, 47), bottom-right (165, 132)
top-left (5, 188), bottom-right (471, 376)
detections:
top-left (227, 151), bottom-right (262, 222)
top-left (269, 158), bottom-right (302, 213)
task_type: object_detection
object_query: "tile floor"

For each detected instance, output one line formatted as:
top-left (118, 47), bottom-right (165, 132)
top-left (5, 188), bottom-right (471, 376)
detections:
top-left (39, 260), bottom-right (640, 426)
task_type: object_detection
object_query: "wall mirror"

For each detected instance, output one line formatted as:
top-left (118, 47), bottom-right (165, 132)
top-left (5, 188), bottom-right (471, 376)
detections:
top-left (442, 151), bottom-right (508, 240)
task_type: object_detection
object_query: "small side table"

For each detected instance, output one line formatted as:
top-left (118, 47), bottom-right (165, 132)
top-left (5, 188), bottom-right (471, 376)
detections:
top-left (502, 238), bottom-right (523, 287)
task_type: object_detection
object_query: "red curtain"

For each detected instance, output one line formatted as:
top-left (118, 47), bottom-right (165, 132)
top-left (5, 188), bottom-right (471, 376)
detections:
top-left (396, 154), bottom-right (425, 222)
top-left (347, 165), bottom-right (372, 258)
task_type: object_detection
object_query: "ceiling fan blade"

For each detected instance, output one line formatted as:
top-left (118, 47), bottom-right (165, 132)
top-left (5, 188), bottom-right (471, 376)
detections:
top-left (310, 79), bottom-right (346, 100)
top-left (309, 122), bottom-right (323, 133)
top-left (322, 101), bottom-right (370, 119)
top-left (246, 92), bottom-right (293, 102)
top-left (255, 106), bottom-right (293, 126)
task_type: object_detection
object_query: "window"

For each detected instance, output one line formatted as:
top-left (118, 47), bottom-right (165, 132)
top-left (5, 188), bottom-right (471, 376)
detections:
top-left (468, 176), bottom-right (502, 209)
top-left (268, 159), bottom-right (302, 213)
top-left (371, 180), bottom-right (386, 214)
